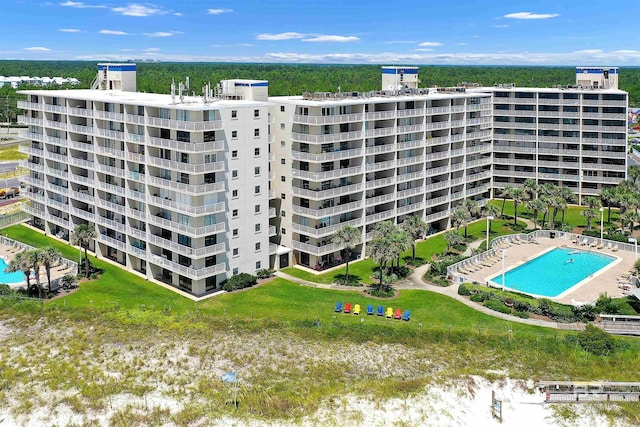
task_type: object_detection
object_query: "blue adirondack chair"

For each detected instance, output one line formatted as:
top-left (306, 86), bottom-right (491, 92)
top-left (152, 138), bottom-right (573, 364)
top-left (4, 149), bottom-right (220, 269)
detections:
top-left (377, 305), bottom-right (384, 316)
top-left (402, 309), bottom-right (411, 321)
top-left (334, 302), bottom-right (343, 312)
top-left (367, 304), bottom-right (374, 315)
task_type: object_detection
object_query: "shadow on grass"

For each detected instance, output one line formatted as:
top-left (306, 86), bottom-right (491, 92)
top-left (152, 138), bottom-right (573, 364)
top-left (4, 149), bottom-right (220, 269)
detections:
top-left (333, 274), bottom-right (363, 286)
top-left (403, 256), bottom-right (427, 266)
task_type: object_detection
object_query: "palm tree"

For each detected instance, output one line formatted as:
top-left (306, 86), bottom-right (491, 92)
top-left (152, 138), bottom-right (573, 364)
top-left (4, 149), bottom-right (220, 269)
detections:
top-left (6, 251), bottom-right (32, 294)
top-left (485, 204), bottom-right (501, 233)
top-left (71, 223), bottom-right (97, 278)
top-left (331, 225), bottom-right (361, 283)
top-left (444, 230), bottom-right (464, 253)
top-left (629, 166), bottom-right (640, 185)
top-left (599, 187), bottom-right (617, 223)
top-left (368, 236), bottom-right (395, 292)
top-left (463, 199), bottom-right (481, 220)
top-left (390, 229), bottom-right (413, 269)
top-left (400, 215), bottom-right (428, 260)
top-left (25, 249), bottom-right (43, 299)
top-left (525, 198), bottom-right (545, 230)
top-left (510, 187), bottom-right (528, 226)
top-left (39, 246), bottom-right (61, 292)
top-left (580, 208), bottom-right (598, 231)
top-left (523, 178), bottom-right (538, 200)
top-left (452, 207), bottom-right (472, 238)
top-left (557, 187), bottom-right (575, 226)
top-left (499, 185), bottom-right (513, 217)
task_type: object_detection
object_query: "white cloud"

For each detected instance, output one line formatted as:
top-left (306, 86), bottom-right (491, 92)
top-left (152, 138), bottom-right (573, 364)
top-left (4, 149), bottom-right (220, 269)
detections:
top-left (493, 25), bottom-right (509, 28)
top-left (458, 43), bottom-right (469, 46)
top-left (144, 31), bottom-right (182, 37)
top-left (575, 49), bottom-right (603, 54)
top-left (99, 30), bottom-right (129, 35)
top-left (119, 48), bottom-right (134, 52)
top-left (145, 48), bottom-right (161, 52)
top-left (58, 28), bottom-right (81, 32)
top-left (112, 3), bottom-right (167, 17)
top-left (207, 8), bottom-right (233, 15)
top-left (414, 48), bottom-right (433, 52)
top-left (174, 12), bottom-right (182, 17)
top-left (24, 47), bottom-right (51, 51)
top-left (60, 1), bottom-right (106, 8)
top-left (614, 49), bottom-right (638, 54)
top-left (503, 12), bottom-right (559, 20)
top-left (302, 35), bottom-right (359, 43)
top-left (256, 32), bottom-right (305, 40)
top-left (418, 42), bottom-right (443, 47)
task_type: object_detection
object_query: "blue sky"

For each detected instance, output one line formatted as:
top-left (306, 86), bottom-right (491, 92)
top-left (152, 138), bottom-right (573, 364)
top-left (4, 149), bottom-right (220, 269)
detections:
top-left (2, 0), bottom-right (639, 65)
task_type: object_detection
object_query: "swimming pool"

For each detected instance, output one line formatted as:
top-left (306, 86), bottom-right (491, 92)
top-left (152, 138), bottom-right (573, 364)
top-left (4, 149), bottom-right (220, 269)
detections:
top-left (489, 247), bottom-right (616, 298)
top-left (0, 258), bottom-right (26, 284)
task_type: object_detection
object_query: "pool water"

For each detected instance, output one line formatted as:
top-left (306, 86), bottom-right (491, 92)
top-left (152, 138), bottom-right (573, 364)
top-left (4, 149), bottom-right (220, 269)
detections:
top-left (0, 258), bottom-right (27, 284)
top-left (490, 247), bottom-right (615, 297)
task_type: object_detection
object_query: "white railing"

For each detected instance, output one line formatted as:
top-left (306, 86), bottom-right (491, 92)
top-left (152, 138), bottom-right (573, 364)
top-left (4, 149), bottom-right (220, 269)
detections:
top-left (292, 200), bottom-right (363, 219)
top-left (291, 147), bottom-right (363, 162)
top-left (146, 176), bottom-right (225, 195)
top-left (146, 136), bottom-right (225, 152)
top-left (147, 157), bottom-right (225, 174)
top-left (291, 130), bottom-right (363, 144)
top-left (148, 255), bottom-right (226, 279)
top-left (291, 183), bottom-right (363, 200)
top-left (291, 241), bottom-right (341, 256)
top-left (292, 113), bottom-right (363, 124)
top-left (291, 165), bottom-right (363, 181)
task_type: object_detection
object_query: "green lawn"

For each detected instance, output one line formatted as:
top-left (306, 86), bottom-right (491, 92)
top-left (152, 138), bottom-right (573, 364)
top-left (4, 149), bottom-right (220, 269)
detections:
top-left (0, 145), bottom-right (27, 161)
top-left (2, 224), bottom-right (551, 336)
top-left (283, 217), bottom-right (525, 284)
top-left (490, 199), bottom-right (621, 230)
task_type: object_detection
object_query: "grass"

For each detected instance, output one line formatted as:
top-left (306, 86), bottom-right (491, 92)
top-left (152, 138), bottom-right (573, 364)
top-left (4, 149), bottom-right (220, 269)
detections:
top-left (3, 226), bottom-right (640, 425)
top-left (2, 224), bottom-right (551, 335)
top-left (490, 199), bottom-right (622, 231)
top-left (283, 217), bottom-right (525, 285)
top-left (0, 145), bottom-right (27, 161)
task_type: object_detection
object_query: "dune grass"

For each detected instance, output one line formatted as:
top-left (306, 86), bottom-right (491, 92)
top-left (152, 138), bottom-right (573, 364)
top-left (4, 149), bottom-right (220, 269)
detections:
top-left (0, 145), bottom-right (27, 161)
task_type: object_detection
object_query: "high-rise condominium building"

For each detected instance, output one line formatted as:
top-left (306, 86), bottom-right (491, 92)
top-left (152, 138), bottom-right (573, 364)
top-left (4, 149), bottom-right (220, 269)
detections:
top-left (18, 64), bottom-right (273, 295)
top-left (18, 64), bottom-right (628, 294)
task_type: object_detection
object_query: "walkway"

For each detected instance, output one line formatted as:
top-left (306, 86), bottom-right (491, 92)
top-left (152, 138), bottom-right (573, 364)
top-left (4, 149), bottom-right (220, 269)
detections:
top-left (276, 262), bottom-right (585, 330)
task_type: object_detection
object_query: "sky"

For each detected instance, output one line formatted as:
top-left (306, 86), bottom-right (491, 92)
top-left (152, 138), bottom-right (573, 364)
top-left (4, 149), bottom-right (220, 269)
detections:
top-left (2, 0), bottom-right (640, 65)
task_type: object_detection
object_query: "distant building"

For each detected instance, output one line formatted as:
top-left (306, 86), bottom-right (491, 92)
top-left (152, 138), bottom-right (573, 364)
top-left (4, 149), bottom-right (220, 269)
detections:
top-left (0, 75), bottom-right (80, 88)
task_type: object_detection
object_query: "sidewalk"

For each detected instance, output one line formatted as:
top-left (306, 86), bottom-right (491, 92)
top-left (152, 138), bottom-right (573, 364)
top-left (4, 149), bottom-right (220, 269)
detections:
top-left (276, 262), bottom-right (584, 330)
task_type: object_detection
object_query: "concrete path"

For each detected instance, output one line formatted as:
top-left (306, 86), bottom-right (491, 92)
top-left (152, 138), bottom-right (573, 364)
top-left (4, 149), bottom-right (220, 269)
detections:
top-left (276, 262), bottom-right (585, 330)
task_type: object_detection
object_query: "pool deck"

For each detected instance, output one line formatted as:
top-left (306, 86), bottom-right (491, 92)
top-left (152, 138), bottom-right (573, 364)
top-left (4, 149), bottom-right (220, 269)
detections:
top-left (457, 236), bottom-right (635, 305)
top-left (0, 243), bottom-right (74, 290)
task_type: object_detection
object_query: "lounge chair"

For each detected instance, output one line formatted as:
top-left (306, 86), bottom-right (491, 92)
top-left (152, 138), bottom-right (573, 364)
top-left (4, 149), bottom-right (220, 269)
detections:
top-left (402, 310), bottom-right (411, 321)
top-left (367, 304), bottom-right (374, 315)
top-left (334, 302), bottom-right (343, 312)
top-left (377, 305), bottom-right (384, 316)
top-left (353, 304), bottom-right (361, 315)
top-left (385, 307), bottom-right (393, 318)
top-left (344, 302), bottom-right (352, 313)
top-left (394, 308), bottom-right (402, 319)
top-left (580, 238), bottom-right (589, 246)
top-left (607, 242), bottom-right (613, 250)
top-left (612, 244), bottom-right (619, 252)
top-left (596, 242), bottom-right (604, 250)
top-left (590, 240), bottom-right (598, 248)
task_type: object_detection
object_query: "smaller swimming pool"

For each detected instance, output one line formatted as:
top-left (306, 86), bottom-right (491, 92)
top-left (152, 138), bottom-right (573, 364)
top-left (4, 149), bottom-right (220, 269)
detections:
top-left (0, 258), bottom-right (27, 284)
top-left (489, 247), bottom-right (616, 298)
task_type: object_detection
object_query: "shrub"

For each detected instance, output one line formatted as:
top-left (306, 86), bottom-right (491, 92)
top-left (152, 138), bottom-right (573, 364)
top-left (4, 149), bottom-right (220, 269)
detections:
top-left (404, 257), bottom-right (426, 267)
top-left (595, 294), bottom-right (621, 315)
top-left (458, 283), bottom-right (474, 296)
top-left (393, 265), bottom-right (412, 279)
top-left (222, 273), bottom-right (257, 292)
top-left (576, 324), bottom-right (616, 356)
top-left (484, 298), bottom-right (512, 314)
top-left (0, 283), bottom-right (11, 295)
top-left (256, 269), bottom-right (273, 280)
top-left (513, 300), bottom-right (532, 312)
top-left (470, 294), bottom-right (484, 303)
top-left (514, 311), bottom-right (530, 319)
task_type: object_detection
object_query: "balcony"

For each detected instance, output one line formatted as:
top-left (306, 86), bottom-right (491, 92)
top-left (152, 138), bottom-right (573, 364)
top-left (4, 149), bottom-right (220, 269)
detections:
top-left (148, 234), bottom-right (225, 258)
top-left (97, 198), bottom-right (125, 214)
top-left (70, 206), bottom-right (95, 221)
top-left (292, 112), bottom-right (363, 124)
top-left (292, 200), bottom-right (363, 219)
top-left (69, 140), bottom-right (94, 152)
top-left (96, 181), bottom-right (126, 196)
top-left (366, 193), bottom-right (395, 206)
top-left (95, 128), bottom-right (124, 140)
top-left (69, 173), bottom-right (94, 186)
top-left (366, 159), bottom-right (396, 172)
top-left (397, 202), bottom-right (424, 215)
top-left (70, 190), bottom-right (94, 203)
top-left (292, 217), bottom-right (363, 238)
top-left (291, 165), bottom-right (363, 181)
top-left (147, 215), bottom-right (226, 237)
top-left (95, 145), bottom-right (125, 159)
top-left (45, 212), bottom-right (70, 229)
top-left (425, 194), bottom-right (450, 207)
top-left (365, 209), bottom-right (395, 224)
top-left (291, 182), bottom-right (363, 200)
top-left (148, 194), bottom-right (225, 216)
top-left (425, 165), bottom-right (450, 177)
top-left (292, 241), bottom-right (341, 256)
top-left (20, 146), bottom-right (44, 158)
top-left (291, 147), bottom-right (363, 162)
top-left (146, 117), bottom-right (223, 132)
top-left (396, 170), bottom-right (425, 183)
top-left (366, 177), bottom-right (395, 189)
top-left (269, 225), bottom-right (277, 237)
top-left (291, 130), bottom-right (363, 144)
top-left (148, 255), bottom-right (226, 279)
top-left (97, 216), bottom-right (125, 231)
top-left (20, 161), bottom-right (44, 173)
top-left (126, 114), bottom-right (145, 124)
top-left (365, 110), bottom-right (396, 120)
top-left (127, 189), bottom-right (146, 201)
top-left (146, 136), bottom-right (225, 152)
top-left (94, 110), bottom-right (124, 121)
top-left (365, 127), bottom-right (396, 138)
top-left (147, 176), bottom-right (225, 195)
top-left (96, 163), bottom-right (125, 178)
top-left (365, 144), bottom-right (396, 155)
top-left (97, 234), bottom-right (127, 251)
top-left (69, 157), bottom-right (94, 169)
top-left (147, 157), bottom-right (225, 174)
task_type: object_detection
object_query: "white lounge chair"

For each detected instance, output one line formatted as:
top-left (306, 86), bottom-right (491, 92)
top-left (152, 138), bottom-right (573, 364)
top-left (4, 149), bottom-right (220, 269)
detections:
top-left (580, 238), bottom-right (589, 246)
top-left (612, 244), bottom-right (619, 252)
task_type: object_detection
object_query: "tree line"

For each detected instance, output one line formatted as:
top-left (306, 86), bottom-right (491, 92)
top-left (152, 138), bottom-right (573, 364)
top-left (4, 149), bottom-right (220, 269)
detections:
top-left (2, 61), bottom-right (640, 106)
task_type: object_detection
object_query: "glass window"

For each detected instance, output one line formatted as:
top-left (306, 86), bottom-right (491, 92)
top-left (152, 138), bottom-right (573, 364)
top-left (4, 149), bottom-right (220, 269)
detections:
top-left (231, 110), bottom-right (237, 119)
top-left (255, 204), bottom-right (260, 213)
top-left (254, 129), bottom-right (260, 137)
top-left (254, 109), bottom-right (260, 118)
top-left (254, 167), bottom-right (260, 175)
top-left (255, 148), bottom-right (260, 156)
top-left (255, 224), bottom-right (261, 232)
top-left (233, 229), bottom-right (238, 237)
top-left (232, 150), bottom-right (238, 158)
top-left (233, 248), bottom-right (239, 256)
top-left (204, 214), bottom-right (216, 226)
top-left (232, 130), bottom-right (238, 138)
top-left (255, 242), bottom-right (261, 251)
top-left (255, 185), bottom-right (260, 194)
top-left (232, 209), bottom-right (238, 217)
top-left (232, 190), bottom-right (238, 198)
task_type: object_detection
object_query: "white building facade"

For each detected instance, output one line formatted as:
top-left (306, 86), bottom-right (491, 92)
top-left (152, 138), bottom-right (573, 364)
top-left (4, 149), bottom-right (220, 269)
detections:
top-left (18, 64), bottom-right (629, 289)
top-left (18, 64), bottom-right (272, 295)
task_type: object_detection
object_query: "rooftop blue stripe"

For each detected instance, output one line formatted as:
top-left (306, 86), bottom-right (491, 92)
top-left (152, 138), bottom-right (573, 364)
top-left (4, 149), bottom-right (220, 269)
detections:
top-left (98, 65), bottom-right (137, 72)
top-left (382, 68), bottom-right (419, 74)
